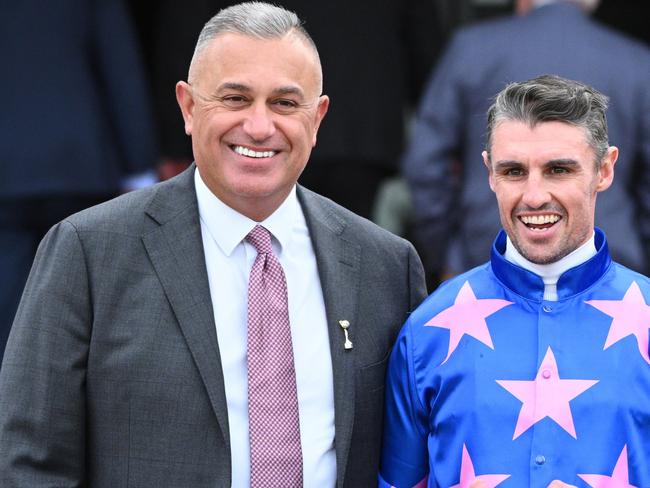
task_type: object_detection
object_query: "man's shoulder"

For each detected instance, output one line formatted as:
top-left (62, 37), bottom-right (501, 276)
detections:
top-left (608, 261), bottom-right (650, 291)
top-left (451, 13), bottom-right (519, 45)
top-left (298, 185), bottom-right (413, 251)
top-left (61, 185), bottom-right (157, 240)
top-left (67, 186), bottom-right (153, 224)
top-left (64, 170), bottom-right (195, 237)
top-left (410, 264), bottom-right (494, 322)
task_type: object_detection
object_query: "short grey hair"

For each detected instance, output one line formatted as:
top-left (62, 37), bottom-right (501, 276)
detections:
top-left (191, 2), bottom-right (320, 72)
top-left (486, 75), bottom-right (610, 165)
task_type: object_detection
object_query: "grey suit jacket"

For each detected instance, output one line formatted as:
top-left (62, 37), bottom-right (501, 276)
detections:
top-left (0, 165), bottom-right (427, 487)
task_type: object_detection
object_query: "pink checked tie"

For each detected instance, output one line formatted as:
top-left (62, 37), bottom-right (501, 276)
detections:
top-left (246, 225), bottom-right (303, 487)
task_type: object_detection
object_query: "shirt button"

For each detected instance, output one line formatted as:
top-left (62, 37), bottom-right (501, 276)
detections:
top-left (542, 305), bottom-right (552, 312)
top-left (542, 369), bottom-right (552, 379)
top-left (535, 455), bottom-right (546, 465)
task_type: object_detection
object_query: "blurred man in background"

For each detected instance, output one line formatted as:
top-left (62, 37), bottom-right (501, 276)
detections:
top-left (0, 0), bottom-right (158, 363)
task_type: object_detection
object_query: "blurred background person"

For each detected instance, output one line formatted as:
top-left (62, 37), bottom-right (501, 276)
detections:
top-left (403, 0), bottom-right (650, 289)
top-left (0, 0), bottom-right (158, 363)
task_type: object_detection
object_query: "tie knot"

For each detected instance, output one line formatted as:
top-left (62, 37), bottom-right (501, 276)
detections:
top-left (246, 225), bottom-right (274, 255)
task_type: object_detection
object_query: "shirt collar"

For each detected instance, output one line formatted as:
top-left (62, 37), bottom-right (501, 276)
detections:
top-left (194, 168), bottom-right (298, 256)
top-left (505, 232), bottom-right (597, 282)
top-left (490, 228), bottom-right (611, 301)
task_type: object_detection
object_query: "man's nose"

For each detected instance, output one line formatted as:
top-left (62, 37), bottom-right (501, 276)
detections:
top-left (521, 173), bottom-right (551, 208)
top-left (242, 102), bottom-right (276, 141)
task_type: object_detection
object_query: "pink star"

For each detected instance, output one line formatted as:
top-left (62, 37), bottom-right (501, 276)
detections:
top-left (578, 445), bottom-right (636, 487)
top-left (450, 444), bottom-right (510, 488)
top-left (496, 347), bottom-right (598, 439)
top-left (586, 281), bottom-right (650, 365)
top-left (425, 281), bottom-right (512, 363)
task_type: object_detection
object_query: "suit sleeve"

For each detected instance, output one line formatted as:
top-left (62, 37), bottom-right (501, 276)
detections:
top-left (0, 221), bottom-right (90, 487)
top-left (402, 33), bottom-right (466, 277)
top-left (379, 320), bottom-right (430, 488)
top-left (407, 242), bottom-right (428, 310)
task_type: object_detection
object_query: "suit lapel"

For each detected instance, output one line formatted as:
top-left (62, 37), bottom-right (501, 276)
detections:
top-left (298, 186), bottom-right (361, 487)
top-left (141, 166), bottom-right (230, 448)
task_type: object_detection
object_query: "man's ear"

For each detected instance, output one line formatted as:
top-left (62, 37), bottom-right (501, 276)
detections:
top-left (483, 150), bottom-right (496, 192)
top-left (596, 146), bottom-right (618, 193)
top-left (175, 81), bottom-right (195, 136)
top-left (311, 95), bottom-right (330, 147)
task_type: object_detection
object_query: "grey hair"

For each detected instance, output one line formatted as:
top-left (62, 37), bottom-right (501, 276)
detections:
top-left (486, 74), bottom-right (610, 165)
top-left (190, 2), bottom-right (320, 80)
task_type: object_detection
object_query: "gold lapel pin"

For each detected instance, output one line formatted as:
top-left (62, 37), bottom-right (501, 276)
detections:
top-left (338, 320), bottom-right (353, 350)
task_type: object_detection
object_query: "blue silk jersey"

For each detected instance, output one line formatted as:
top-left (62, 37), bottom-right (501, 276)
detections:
top-left (380, 230), bottom-right (650, 488)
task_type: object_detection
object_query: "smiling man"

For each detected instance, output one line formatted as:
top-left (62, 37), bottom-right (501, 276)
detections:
top-left (0, 3), bottom-right (426, 487)
top-left (380, 75), bottom-right (650, 488)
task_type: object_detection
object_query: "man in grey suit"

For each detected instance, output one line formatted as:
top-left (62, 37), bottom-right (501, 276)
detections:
top-left (0, 3), bottom-right (427, 487)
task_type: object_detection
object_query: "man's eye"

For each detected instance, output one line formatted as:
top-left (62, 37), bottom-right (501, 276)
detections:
top-left (221, 95), bottom-right (248, 106)
top-left (550, 166), bottom-right (569, 174)
top-left (506, 168), bottom-right (523, 176)
top-left (277, 99), bottom-right (297, 107)
top-left (272, 99), bottom-right (299, 112)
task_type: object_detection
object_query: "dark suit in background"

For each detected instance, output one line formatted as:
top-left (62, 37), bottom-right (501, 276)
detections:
top-left (404, 0), bottom-right (650, 283)
top-left (152, 0), bottom-right (443, 219)
top-left (0, 0), bottom-right (158, 362)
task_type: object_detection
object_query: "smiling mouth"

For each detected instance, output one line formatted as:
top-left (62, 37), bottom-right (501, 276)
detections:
top-left (519, 214), bottom-right (561, 231)
top-left (231, 145), bottom-right (277, 158)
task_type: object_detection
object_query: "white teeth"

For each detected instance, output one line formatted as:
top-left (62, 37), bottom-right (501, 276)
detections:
top-left (521, 215), bottom-right (560, 225)
top-left (233, 146), bottom-right (276, 158)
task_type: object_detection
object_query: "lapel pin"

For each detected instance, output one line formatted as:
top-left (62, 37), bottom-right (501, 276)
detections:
top-left (338, 320), bottom-right (353, 350)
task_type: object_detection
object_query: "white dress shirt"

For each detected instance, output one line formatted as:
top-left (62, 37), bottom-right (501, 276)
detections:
top-left (194, 168), bottom-right (336, 487)
top-left (505, 233), bottom-right (597, 301)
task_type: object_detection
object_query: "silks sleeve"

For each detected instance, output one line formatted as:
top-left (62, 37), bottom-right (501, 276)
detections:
top-left (379, 319), bottom-right (430, 488)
